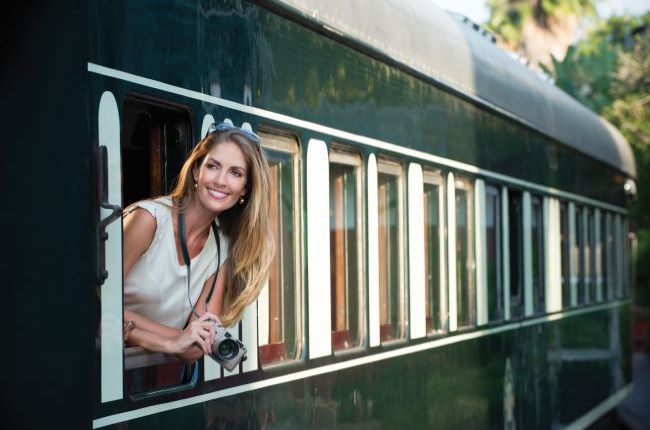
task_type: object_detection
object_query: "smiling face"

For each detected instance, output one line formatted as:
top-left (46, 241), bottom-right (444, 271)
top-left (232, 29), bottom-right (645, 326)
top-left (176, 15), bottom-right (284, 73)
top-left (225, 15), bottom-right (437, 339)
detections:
top-left (192, 140), bottom-right (248, 215)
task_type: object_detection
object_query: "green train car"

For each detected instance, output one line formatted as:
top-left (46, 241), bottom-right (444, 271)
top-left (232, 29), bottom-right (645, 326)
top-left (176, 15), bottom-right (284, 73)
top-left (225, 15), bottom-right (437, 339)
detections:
top-left (3, 0), bottom-right (637, 428)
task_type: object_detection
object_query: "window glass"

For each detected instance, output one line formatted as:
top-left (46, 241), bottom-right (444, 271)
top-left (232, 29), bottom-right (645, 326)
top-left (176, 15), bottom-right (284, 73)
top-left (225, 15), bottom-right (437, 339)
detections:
top-left (560, 202), bottom-right (571, 309)
top-left (486, 185), bottom-right (503, 322)
top-left (329, 150), bottom-right (364, 351)
top-left (455, 178), bottom-right (475, 328)
top-left (258, 132), bottom-right (302, 367)
top-left (623, 218), bottom-right (630, 298)
top-left (604, 212), bottom-right (614, 301)
top-left (576, 206), bottom-right (586, 306)
top-left (586, 209), bottom-right (596, 304)
top-left (600, 212), bottom-right (608, 301)
top-left (531, 196), bottom-right (545, 315)
top-left (377, 160), bottom-right (405, 342)
top-left (423, 170), bottom-right (446, 333)
top-left (508, 190), bottom-right (524, 319)
top-left (614, 215), bottom-right (623, 298)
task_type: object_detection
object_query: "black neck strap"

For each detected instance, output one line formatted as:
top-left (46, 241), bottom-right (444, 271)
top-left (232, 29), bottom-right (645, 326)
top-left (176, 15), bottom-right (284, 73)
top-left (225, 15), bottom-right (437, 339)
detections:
top-left (178, 211), bottom-right (221, 319)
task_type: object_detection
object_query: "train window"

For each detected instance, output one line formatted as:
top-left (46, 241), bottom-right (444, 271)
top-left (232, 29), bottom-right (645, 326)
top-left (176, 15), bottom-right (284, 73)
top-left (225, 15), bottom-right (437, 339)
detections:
top-left (614, 214), bottom-right (623, 298)
top-left (258, 132), bottom-right (302, 367)
top-left (585, 209), bottom-right (595, 304)
top-left (329, 149), bottom-right (364, 352)
top-left (121, 96), bottom-right (190, 207)
top-left (508, 190), bottom-right (524, 319)
top-left (601, 212), bottom-right (610, 301)
top-left (377, 159), bottom-right (406, 342)
top-left (120, 97), bottom-right (194, 396)
top-left (455, 177), bottom-right (475, 328)
top-left (423, 170), bottom-right (446, 334)
top-left (623, 218), bottom-right (634, 297)
top-left (530, 195), bottom-right (545, 315)
top-left (122, 99), bottom-right (194, 394)
top-left (485, 185), bottom-right (503, 322)
top-left (560, 202), bottom-right (571, 309)
top-left (575, 206), bottom-right (586, 306)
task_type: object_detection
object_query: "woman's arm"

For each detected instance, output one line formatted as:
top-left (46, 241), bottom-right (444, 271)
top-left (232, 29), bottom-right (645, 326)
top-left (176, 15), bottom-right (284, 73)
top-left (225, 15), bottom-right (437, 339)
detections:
top-left (125, 312), bottom-right (219, 356)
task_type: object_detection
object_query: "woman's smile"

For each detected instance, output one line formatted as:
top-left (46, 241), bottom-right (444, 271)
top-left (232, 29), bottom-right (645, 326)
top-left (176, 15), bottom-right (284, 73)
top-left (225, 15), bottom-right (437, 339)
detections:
top-left (193, 140), bottom-right (248, 214)
top-left (207, 188), bottom-right (229, 200)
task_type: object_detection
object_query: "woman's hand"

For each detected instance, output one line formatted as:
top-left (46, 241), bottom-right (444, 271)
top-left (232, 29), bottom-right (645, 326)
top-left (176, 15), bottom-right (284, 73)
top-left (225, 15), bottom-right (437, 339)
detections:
top-left (168, 312), bottom-right (220, 355)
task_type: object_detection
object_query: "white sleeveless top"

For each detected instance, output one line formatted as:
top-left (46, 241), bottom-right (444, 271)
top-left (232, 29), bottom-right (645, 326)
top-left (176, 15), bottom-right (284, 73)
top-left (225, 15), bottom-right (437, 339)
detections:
top-left (124, 197), bottom-right (228, 329)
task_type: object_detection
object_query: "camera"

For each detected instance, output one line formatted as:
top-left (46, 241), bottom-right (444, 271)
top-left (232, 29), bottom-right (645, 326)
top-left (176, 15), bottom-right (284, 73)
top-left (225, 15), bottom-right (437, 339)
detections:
top-left (208, 322), bottom-right (247, 371)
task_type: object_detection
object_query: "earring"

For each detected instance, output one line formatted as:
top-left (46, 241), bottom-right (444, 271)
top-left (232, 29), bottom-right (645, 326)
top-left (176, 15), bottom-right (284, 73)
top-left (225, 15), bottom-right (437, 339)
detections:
top-left (194, 182), bottom-right (198, 189)
top-left (239, 196), bottom-right (245, 204)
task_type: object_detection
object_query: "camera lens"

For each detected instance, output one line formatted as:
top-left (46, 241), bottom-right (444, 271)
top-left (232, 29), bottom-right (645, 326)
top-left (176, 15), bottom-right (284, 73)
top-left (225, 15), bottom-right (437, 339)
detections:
top-left (217, 339), bottom-right (239, 360)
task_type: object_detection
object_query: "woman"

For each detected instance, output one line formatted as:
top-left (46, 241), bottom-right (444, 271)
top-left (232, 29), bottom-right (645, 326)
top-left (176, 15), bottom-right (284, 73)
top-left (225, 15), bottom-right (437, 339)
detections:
top-left (122, 122), bottom-right (274, 363)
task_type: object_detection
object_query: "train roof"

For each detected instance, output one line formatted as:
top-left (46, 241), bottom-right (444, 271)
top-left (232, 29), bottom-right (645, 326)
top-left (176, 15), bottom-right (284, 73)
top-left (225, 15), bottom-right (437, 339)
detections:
top-left (266, 0), bottom-right (637, 178)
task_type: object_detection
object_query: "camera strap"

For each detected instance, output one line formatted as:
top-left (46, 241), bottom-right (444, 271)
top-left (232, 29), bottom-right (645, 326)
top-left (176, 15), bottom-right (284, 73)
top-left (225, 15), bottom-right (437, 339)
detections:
top-left (178, 211), bottom-right (221, 319)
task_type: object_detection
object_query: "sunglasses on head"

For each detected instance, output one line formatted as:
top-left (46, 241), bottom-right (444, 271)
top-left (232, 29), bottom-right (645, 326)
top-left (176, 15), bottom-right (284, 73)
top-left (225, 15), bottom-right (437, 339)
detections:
top-left (206, 122), bottom-right (261, 145)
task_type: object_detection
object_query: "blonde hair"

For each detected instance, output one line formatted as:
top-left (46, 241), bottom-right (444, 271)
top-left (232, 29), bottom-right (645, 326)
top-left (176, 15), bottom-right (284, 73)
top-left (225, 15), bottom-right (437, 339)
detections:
top-left (170, 128), bottom-right (274, 327)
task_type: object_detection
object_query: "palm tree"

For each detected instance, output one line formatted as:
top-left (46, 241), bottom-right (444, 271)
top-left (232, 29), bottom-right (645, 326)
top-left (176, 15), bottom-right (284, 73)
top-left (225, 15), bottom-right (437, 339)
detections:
top-left (486, 0), bottom-right (597, 70)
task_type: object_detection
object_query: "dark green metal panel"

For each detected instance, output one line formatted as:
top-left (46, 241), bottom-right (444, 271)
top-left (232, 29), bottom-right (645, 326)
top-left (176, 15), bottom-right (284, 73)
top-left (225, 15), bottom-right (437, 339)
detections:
top-left (97, 305), bottom-right (631, 429)
top-left (90, 0), bottom-right (627, 205)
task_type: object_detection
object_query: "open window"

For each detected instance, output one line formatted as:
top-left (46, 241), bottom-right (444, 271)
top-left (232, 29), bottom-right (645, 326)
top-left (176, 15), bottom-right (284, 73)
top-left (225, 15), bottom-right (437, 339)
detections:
top-left (257, 131), bottom-right (302, 367)
top-left (329, 149), bottom-right (365, 352)
top-left (120, 96), bottom-right (194, 396)
top-left (121, 96), bottom-right (190, 205)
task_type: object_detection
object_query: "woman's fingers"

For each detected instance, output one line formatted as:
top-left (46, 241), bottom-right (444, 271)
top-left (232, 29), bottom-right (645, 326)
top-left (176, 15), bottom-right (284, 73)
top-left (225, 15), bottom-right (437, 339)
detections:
top-left (189, 322), bottom-right (215, 354)
top-left (200, 312), bottom-right (220, 324)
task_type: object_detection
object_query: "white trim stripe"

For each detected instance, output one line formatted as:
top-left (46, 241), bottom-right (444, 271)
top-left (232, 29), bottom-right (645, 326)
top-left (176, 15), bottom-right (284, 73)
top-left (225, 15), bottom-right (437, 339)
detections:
top-left (87, 63), bottom-right (627, 215)
top-left (475, 179), bottom-right (488, 326)
top-left (306, 139), bottom-right (332, 359)
top-left (447, 173), bottom-right (457, 332)
top-left (408, 163), bottom-right (426, 339)
top-left (368, 155), bottom-right (380, 347)
top-left (98, 91), bottom-right (124, 403)
top-left (545, 198), bottom-right (562, 313)
top-left (93, 300), bottom-right (630, 428)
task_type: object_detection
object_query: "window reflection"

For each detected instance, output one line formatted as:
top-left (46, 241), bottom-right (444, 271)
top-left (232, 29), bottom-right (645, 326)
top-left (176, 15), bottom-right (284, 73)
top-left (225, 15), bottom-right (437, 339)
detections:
top-left (258, 133), bottom-right (302, 367)
top-left (377, 160), bottom-right (405, 342)
top-left (329, 150), bottom-right (364, 351)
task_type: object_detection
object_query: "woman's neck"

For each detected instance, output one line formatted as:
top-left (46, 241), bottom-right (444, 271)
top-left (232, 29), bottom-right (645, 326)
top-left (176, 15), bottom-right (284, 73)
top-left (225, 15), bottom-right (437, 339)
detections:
top-left (180, 199), bottom-right (217, 243)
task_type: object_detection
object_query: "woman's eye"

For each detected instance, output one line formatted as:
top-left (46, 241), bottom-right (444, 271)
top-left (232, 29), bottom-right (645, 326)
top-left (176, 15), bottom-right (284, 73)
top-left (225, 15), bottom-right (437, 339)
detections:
top-left (231, 170), bottom-right (243, 178)
top-left (206, 163), bottom-right (217, 169)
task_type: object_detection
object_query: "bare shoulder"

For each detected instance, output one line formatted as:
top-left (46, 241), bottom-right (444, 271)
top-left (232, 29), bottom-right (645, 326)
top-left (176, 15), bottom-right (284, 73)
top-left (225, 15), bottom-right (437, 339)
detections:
top-left (123, 207), bottom-right (158, 260)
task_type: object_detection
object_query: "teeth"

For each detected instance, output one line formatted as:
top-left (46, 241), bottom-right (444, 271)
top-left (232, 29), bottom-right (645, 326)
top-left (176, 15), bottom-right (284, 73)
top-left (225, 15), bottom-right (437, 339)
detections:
top-left (208, 189), bottom-right (228, 199)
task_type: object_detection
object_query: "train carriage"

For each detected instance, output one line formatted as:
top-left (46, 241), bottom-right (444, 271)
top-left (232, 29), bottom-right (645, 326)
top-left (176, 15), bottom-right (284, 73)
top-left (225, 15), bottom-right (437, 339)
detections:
top-left (3, 0), bottom-right (637, 429)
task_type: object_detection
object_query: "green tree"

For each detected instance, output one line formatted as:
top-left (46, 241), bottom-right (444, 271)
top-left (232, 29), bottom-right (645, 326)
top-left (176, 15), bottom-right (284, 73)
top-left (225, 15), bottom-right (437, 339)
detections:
top-left (543, 13), bottom-right (650, 304)
top-left (486, 0), bottom-right (597, 69)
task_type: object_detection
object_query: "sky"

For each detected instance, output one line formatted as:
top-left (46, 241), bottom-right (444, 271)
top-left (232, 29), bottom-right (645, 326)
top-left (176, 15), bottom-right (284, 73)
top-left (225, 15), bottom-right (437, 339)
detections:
top-left (431, 0), bottom-right (650, 24)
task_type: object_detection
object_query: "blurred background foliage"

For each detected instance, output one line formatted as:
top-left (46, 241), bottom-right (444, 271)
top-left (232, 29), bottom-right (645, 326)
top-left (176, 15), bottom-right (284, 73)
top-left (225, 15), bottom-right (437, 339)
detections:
top-left (487, 2), bottom-right (650, 305)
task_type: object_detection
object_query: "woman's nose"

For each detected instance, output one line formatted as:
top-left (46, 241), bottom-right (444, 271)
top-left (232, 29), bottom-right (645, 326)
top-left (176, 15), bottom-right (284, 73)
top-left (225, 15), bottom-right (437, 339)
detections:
top-left (214, 169), bottom-right (228, 185)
